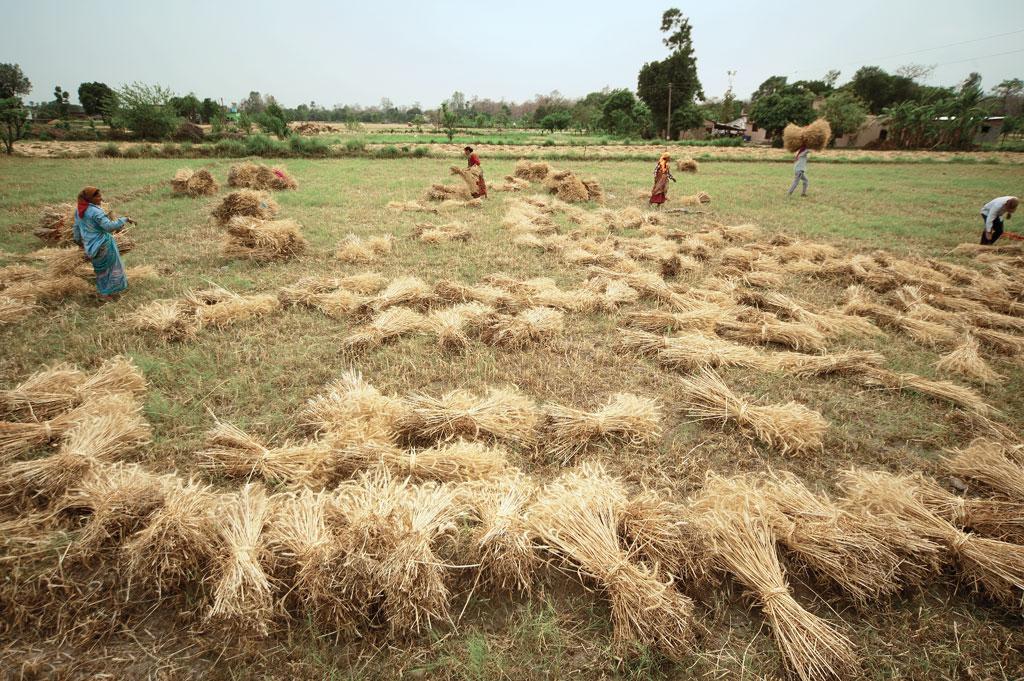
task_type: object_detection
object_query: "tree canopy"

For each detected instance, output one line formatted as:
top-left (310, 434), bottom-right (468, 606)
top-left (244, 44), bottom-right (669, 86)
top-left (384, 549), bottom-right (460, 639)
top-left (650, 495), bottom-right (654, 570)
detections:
top-left (637, 8), bottom-right (703, 137)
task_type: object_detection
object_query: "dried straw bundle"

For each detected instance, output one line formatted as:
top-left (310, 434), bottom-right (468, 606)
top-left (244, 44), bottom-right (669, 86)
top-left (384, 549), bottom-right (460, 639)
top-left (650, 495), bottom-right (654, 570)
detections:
top-left (211, 190), bottom-right (279, 224)
top-left (342, 306), bottom-right (426, 350)
top-left (223, 217), bottom-right (307, 261)
top-left (299, 370), bottom-right (406, 436)
top-left (909, 474), bottom-right (1024, 544)
top-left (856, 367), bottom-right (991, 415)
top-left (369, 276), bottom-right (435, 312)
top-left (34, 246), bottom-right (88, 276)
top-left (621, 328), bottom-right (768, 371)
top-left (207, 483), bottom-right (275, 635)
top-left (335, 233), bottom-right (394, 263)
top-left (513, 160), bottom-right (553, 181)
top-left (760, 473), bottom-right (904, 604)
top-left (334, 439), bottom-right (509, 482)
top-left (309, 288), bottom-right (368, 318)
top-left (191, 290), bottom-right (281, 329)
top-left (582, 178), bottom-right (605, 203)
top-left (618, 490), bottom-right (709, 584)
top-left (543, 170), bottom-right (590, 203)
top-left (0, 364), bottom-right (83, 423)
top-left (943, 439), bottom-right (1024, 501)
top-left (228, 162), bottom-right (297, 191)
top-left (433, 279), bottom-right (516, 308)
top-left (425, 183), bottom-right (471, 201)
top-left (599, 279), bottom-right (640, 309)
top-left (492, 175), bottom-right (532, 192)
top-left (935, 335), bottom-right (1003, 385)
top-left (769, 350), bottom-right (884, 378)
top-left (481, 306), bottom-right (564, 349)
top-left (3, 275), bottom-right (92, 302)
top-left (783, 119), bottom-right (832, 152)
top-left (468, 475), bottom-right (538, 593)
top-left (676, 191), bottom-right (711, 207)
top-left (449, 165), bottom-right (483, 194)
top-left (677, 368), bottom-right (827, 454)
top-left (738, 289), bottom-right (881, 338)
top-left (438, 198), bottom-right (483, 211)
top-left (171, 168), bottom-right (218, 197)
top-left (62, 463), bottom-right (166, 556)
top-left (675, 159), bottom-right (698, 173)
top-left (121, 477), bottom-right (219, 593)
top-left (397, 387), bottom-right (539, 446)
top-left (126, 299), bottom-right (199, 340)
top-left (386, 200), bottom-right (438, 214)
top-left (34, 202), bottom-right (75, 243)
top-left (715, 316), bottom-right (828, 352)
top-left (970, 326), bottom-right (1024, 355)
top-left (840, 470), bottom-right (1024, 608)
top-left (543, 393), bottom-right (663, 462)
top-left (689, 474), bottom-right (856, 681)
top-left (528, 464), bottom-right (695, 659)
top-left (277, 274), bottom-right (384, 306)
top-left (198, 420), bottom-right (330, 483)
top-left (426, 302), bottom-right (494, 350)
top-left (416, 222), bottom-right (472, 243)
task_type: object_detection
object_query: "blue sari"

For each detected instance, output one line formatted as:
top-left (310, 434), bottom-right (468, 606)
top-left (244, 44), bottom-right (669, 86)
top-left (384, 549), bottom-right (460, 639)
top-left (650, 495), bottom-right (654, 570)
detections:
top-left (73, 204), bottom-right (128, 296)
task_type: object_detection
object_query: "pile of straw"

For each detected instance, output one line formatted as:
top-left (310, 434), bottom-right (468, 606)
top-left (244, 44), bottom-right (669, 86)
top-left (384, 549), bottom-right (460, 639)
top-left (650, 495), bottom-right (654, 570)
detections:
top-left (397, 387), bottom-right (539, 446)
top-left (935, 335), bottom-right (1003, 385)
top-left (223, 216), bottom-right (307, 261)
top-left (581, 178), bottom-right (605, 203)
top-left (335, 234), bottom-right (394, 263)
top-left (433, 280), bottom-right (516, 308)
top-left (856, 367), bottom-right (991, 415)
top-left (469, 475), bottom-right (539, 593)
top-left (368, 276), bottom-right (435, 312)
top-left (425, 183), bottom-right (471, 201)
top-left (227, 162), bottom-right (297, 191)
top-left (3, 275), bottom-right (93, 302)
top-left (543, 170), bottom-right (590, 203)
top-left (619, 328), bottom-right (767, 372)
top-left (715, 315), bottom-right (828, 352)
top-left (0, 356), bottom-right (145, 422)
top-left (332, 439), bottom-right (509, 482)
top-left (199, 419), bottom-right (330, 483)
top-left (617, 490), bottom-right (709, 583)
top-left (426, 302), bottom-right (493, 350)
top-left (943, 439), bottom-right (1024, 500)
top-left (188, 287), bottom-right (281, 329)
top-left (0, 296), bottom-right (38, 326)
top-left (34, 203), bottom-right (76, 243)
top-left (171, 168), bottom-right (218, 197)
top-left (676, 368), bottom-right (827, 454)
top-left (386, 200), bottom-right (438, 214)
top-left (299, 370), bottom-right (406, 436)
top-left (342, 306), bottom-right (426, 350)
top-left (543, 393), bottom-right (663, 462)
top-left (414, 221), bottom-right (472, 244)
top-left (278, 273), bottom-right (386, 307)
top-left (449, 165), bottom-right (484, 195)
top-left (783, 119), bottom-right (832, 152)
top-left (690, 474), bottom-right (856, 681)
top-left (211, 190), bottom-right (279, 225)
top-left (675, 159), bottom-right (698, 173)
top-left (126, 299), bottom-right (200, 340)
top-left (481, 306), bottom-right (564, 349)
top-left (676, 191), bottom-right (711, 207)
top-left (491, 176), bottom-right (532, 193)
top-left (769, 350), bottom-right (884, 378)
top-left (513, 160), bottom-right (553, 181)
top-left (529, 464), bottom-right (695, 659)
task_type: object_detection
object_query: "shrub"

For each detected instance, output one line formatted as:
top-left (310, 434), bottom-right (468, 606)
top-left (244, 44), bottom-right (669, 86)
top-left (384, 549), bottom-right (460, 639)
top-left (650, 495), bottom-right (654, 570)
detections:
top-left (288, 135), bottom-right (330, 157)
top-left (173, 121), bottom-right (204, 143)
top-left (162, 142), bottom-right (179, 157)
top-left (109, 82), bottom-right (179, 140)
top-left (99, 142), bottom-right (121, 157)
top-left (412, 146), bottom-right (429, 158)
top-left (244, 133), bottom-right (287, 156)
top-left (121, 145), bottom-right (142, 159)
top-left (543, 138), bottom-right (556, 147)
top-left (38, 130), bottom-right (53, 141)
top-left (375, 145), bottom-right (401, 158)
top-left (214, 139), bottom-right (247, 157)
top-left (137, 143), bottom-right (157, 157)
top-left (344, 138), bottom-right (366, 153)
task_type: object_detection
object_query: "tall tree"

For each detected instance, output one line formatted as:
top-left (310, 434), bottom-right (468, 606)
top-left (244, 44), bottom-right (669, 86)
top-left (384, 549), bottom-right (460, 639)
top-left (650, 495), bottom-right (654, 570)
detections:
top-left (78, 82), bottom-right (114, 121)
top-left (637, 8), bottom-right (704, 137)
top-left (52, 86), bottom-right (70, 119)
top-left (240, 91), bottom-right (265, 114)
top-left (993, 78), bottom-right (1023, 116)
top-left (850, 66), bottom-right (921, 114)
top-left (0, 63), bottom-right (31, 100)
top-left (821, 90), bottom-right (868, 140)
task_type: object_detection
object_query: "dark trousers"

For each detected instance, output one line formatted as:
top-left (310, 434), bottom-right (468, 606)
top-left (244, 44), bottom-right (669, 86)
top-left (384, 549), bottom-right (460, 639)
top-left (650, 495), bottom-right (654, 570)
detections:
top-left (981, 216), bottom-right (1004, 245)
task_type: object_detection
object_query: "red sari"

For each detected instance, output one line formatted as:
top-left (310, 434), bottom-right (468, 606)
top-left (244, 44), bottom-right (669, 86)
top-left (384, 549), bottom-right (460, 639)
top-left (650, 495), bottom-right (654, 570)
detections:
top-left (468, 153), bottom-right (487, 198)
top-left (650, 160), bottom-right (672, 205)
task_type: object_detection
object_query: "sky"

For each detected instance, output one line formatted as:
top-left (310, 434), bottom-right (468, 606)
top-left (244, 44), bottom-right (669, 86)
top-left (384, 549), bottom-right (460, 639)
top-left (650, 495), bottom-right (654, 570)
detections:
top-left (4, 0), bottom-right (1024, 108)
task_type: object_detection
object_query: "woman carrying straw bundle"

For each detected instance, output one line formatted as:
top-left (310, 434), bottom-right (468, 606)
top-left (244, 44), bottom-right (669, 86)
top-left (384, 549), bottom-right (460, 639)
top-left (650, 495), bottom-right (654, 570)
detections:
top-left (463, 147), bottom-right (487, 198)
top-left (72, 187), bottom-right (134, 301)
top-left (787, 145), bottom-right (810, 197)
top-left (978, 195), bottom-right (1018, 245)
top-left (649, 153), bottom-right (676, 208)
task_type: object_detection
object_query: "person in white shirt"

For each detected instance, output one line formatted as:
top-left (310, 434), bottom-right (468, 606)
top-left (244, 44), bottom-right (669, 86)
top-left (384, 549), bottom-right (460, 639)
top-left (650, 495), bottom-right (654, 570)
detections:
top-left (979, 196), bottom-right (1019, 245)
top-left (787, 145), bottom-right (809, 197)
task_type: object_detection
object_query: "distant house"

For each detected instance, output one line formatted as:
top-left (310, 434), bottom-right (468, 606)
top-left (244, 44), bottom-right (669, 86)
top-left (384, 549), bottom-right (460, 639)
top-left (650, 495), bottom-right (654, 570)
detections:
top-left (736, 115), bottom-right (770, 144)
top-left (833, 115), bottom-right (1004, 147)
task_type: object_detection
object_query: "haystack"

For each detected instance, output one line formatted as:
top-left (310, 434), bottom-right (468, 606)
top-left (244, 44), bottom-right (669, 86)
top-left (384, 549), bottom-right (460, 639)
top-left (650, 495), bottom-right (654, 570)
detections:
top-left (335, 234), bottom-right (394, 263)
top-left (783, 119), bottom-right (832, 152)
top-left (397, 387), bottom-right (539, 446)
top-left (480, 306), bottom-right (564, 349)
top-left (935, 335), bottom-right (1003, 385)
top-left (581, 178), bottom-right (605, 203)
top-left (543, 393), bottom-right (663, 462)
top-left (223, 216), bottom-right (307, 261)
top-left (127, 299), bottom-right (200, 341)
top-left (211, 190), bottom-right (279, 225)
top-left (675, 159), bottom-right (698, 173)
top-left (676, 191), bottom-right (711, 207)
top-left (298, 370), bottom-right (406, 436)
top-left (425, 183), bottom-right (471, 201)
top-left (227, 162), bottom-right (297, 191)
top-left (943, 439), bottom-right (1024, 501)
top-left (414, 222), bottom-right (471, 243)
top-left (426, 302), bottom-right (493, 350)
top-left (34, 203), bottom-right (76, 243)
top-left (0, 296), bottom-right (38, 327)
top-left (369, 276), bottom-right (435, 312)
top-left (171, 168), bottom-right (218, 197)
top-left (543, 170), bottom-right (590, 203)
top-left (529, 464), bottom-right (696, 659)
top-left (513, 160), bottom-right (553, 181)
top-left (188, 287), bottom-right (282, 329)
top-left (199, 419), bottom-right (330, 483)
top-left (676, 368), bottom-right (827, 454)
top-left (342, 306), bottom-right (427, 351)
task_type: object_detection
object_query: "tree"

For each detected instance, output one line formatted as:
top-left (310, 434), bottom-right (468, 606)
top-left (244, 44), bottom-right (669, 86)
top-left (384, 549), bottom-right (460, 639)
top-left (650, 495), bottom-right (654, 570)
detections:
top-left (256, 101), bottom-right (289, 138)
top-left (850, 66), bottom-right (921, 114)
top-left (719, 86), bottom-right (737, 123)
top-left (821, 90), bottom-right (868, 140)
top-left (240, 91), bottom-right (265, 114)
top-left (0, 63), bottom-right (31, 100)
top-left (52, 86), bottom-right (70, 120)
top-left (671, 103), bottom-right (704, 133)
top-left (993, 78), bottom-right (1023, 116)
top-left (599, 89), bottom-right (643, 135)
top-left (751, 76), bottom-right (789, 103)
top-left (78, 82), bottom-right (114, 121)
top-left (748, 90), bottom-right (815, 139)
top-left (539, 110), bottom-right (571, 133)
top-left (637, 9), bottom-right (704, 137)
top-left (440, 102), bottom-right (458, 141)
top-left (0, 97), bottom-right (29, 154)
top-left (199, 97), bottom-right (222, 124)
top-left (896, 63), bottom-right (936, 82)
top-left (108, 82), bottom-right (179, 139)
top-left (169, 93), bottom-right (200, 122)
top-left (824, 70), bottom-right (841, 89)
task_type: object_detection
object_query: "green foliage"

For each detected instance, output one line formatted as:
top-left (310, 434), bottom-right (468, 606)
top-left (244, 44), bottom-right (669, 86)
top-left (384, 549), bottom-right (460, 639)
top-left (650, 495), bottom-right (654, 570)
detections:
top-left (539, 110), bottom-right (572, 133)
top-left (244, 133), bottom-right (287, 156)
top-left (199, 98), bottom-right (222, 124)
top-left (0, 63), bottom-right (31, 99)
top-left (882, 77), bottom-right (990, 150)
top-left (344, 138), bottom-right (366, 153)
top-left (213, 138), bottom-right (247, 157)
top-left (671, 103), bottom-right (704, 133)
top-left (375, 144), bottom-right (401, 158)
top-left (637, 10), bottom-right (703, 136)
top-left (78, 82), bottom-right (114, 121)
top-left (99, 142), bottom-right (121, 157)
top-left (237, 112), bottom-right (253, 134)
top-left (412, 145), bottom-right (429, 157)
top-left (749, 90), bottom-right (815, 138)
top-left (256, 101), bottom-right (289, 139)
top-left (600, 89), bottom-right (651, 137)
top-left (440, 102), bottom-right (459, 141)
top-left (52, 86), bottom-right (70, 120)
top-left (850, 66), bottom-right (928, 114)
top-left (288, 135), bottom-right (330, 156)
top-left (109, 82), bottom-right (179, 140)
top-left (822, 90), bottom-right (868, 139)
top-left (240, 91), bottom-right (265, 114)
top-left (121, 145), bottom-right (142, 159)
top-left (168, 93), bottom-right (201, 122)
top-left (0, 96), bottom-right (29, 154)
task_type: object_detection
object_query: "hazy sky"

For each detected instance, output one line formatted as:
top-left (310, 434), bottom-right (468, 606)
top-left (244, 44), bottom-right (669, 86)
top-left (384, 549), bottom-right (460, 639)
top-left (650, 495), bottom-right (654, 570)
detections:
top-left (5, 0), bottom-right (1024, 108)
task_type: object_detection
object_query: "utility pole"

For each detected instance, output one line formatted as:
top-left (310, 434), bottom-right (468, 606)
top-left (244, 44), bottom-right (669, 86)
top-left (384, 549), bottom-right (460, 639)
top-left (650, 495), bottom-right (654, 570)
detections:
top-left (666, 82), bottom-right (673, 141)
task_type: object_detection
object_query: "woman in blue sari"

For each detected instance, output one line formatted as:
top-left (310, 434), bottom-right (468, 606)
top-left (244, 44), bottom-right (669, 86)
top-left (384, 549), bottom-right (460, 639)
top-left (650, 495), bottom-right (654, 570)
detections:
top-left (72, 187), bottom-right (134, 301)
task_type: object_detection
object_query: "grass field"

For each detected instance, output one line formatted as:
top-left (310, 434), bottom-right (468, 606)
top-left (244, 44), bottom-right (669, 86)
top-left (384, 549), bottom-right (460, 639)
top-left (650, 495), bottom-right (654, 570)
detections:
top-left (1, 156), bottom-right (1023, 680)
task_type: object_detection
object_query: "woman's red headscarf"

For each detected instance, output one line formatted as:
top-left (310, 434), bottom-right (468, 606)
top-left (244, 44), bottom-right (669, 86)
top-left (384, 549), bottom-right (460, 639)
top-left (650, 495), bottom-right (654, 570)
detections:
top-left (77, 187), bottom-right (100, 218)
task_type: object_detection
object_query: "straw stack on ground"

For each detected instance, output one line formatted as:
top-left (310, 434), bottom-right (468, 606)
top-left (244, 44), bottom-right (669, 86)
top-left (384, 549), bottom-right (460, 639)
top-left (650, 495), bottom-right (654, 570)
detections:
top-left (187, 287), bottom-right (281, 329)
top-left (543, 393), bottom-right (662, 462)
top-left (397, 387), bottom-right (539, 446)
top-left (676, 368), bottom-right (827, 454)
top-left (335, 234), bottom-right (394, 263)
top-left (943, 439), bottom-right (1024, 501)
top-left (528, 464), bottom-right (696, 660)
top-left (935, 335), bottom-right (1003, 385)
top-left (690, 474), bottom-right (857, 681)
top-left (543, 170), bottom-right (590, 203)
top-left (298, 370), bottom-right (407, 436)
top-left (481, 306), bottom-right (564, 349)
top-left (470, 475), bottom-right (538, 593)
top-left (127, 299), bottom-right (200, 340)
top-left (676, 159), bottom-right (698, 173)
top-left (34, 203), bottom-right (76, 243)
top-left (198, 419), bottom-right (330, 483)
top-left (676, 192), bottom-right (711, 207)
top-left (227, 162), bottom-right (298, 191)
top-left (342, 307), bottom-right (426, 350)
top-left (426, 302), bottom-right (493, 350)
top-left (413, 222), bottom-right (471, 243)
top-left (856, 367), bottom-right (991, 415)
top-left (223, 217), bottom-right (307, 261)
top-left (211, 190), bottom-right (279, 224)
top-left (513, 160), bottom-right (553, 182)
top-left (329, 439), bottom-right (509, 482)
top-left (783, 119), bottom-right (832, 152)
top-left (171, 168), bottom-right (218, 197)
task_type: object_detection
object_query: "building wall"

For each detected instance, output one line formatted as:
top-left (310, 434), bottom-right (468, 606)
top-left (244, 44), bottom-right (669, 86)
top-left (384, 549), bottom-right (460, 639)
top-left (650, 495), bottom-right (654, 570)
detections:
top-left (833, 115), bottom-right (887, 148)
top-left (975, 119), bottom-right (1004, 144)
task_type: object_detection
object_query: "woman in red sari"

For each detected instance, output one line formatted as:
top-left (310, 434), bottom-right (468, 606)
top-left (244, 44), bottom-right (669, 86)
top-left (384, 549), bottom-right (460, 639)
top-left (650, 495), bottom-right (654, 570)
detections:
top-left (649, 152), bottom-right (675, 208)
top-left (464, 146), bottom-right (487, 198)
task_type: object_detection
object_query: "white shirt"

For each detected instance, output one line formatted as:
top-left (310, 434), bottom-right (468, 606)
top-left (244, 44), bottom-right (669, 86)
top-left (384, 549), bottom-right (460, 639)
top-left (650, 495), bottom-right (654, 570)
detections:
top-left (794, 149), bottom-right (809, 173)
top-left (981, 196), bottom-right (1015, 232)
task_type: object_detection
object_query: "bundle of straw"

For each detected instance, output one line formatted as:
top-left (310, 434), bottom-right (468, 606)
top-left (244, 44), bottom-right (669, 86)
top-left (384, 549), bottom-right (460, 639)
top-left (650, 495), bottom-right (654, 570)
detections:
top-left (676, 191), bottom-right (711, 207)
top-left (675, 159), bottom-right (698, 173)
top-left (623, 306), bottom-right (731, 334)
top-left (492, 176), bottom-right (532, 192)
top-left (397, 387), bottom-right (539, 446)
top-left (426, 302), bottom-right (493, 350)
top-left (769, 350), bottom-right (885, 378)
top-left (331, 438), bottom-right (509, 482)
top-left (0, 296), bottom-right (38, 326)
top-left (581, 178), bottom-right (605, 203)
top-left (171, 168), bottom-right (218, 197)
top-left (126, 299), bottom-right (200, 341)
top-left (543, 170), bottom-right (590, 203)
top-left (277, 273), bottom-right (385, 307)
top-left (528, 464), bottom-right (695, 659)
top-left (0, 362), bottom-right (86, 420)
top-left (469, 475), bottom-right (539, 593)
top-left (433, 280), bottom-right (517, 309)
top-left (689, 474), bottom-right (856, 681)
top-left (34, 203), bottom-right (75, 243)
top-left (481, 306), bottom-right (564, 349)
top-left (737, 289), bottom-right (881, 338)
top-left (211, 190), bottom-right (279, 224)
top-left (386, 200), bottom-right (438, 214)
top-left (341, 306), bottom-right (426, 350)
top-left (228, 162), bottom-right (297, 191)
top-left (335, 234), bottom-right (394, 263)
top-left (856, 367), bottom-right (991, 415)
top-left (840, 470), bottom-right (1024, 608)
top-left (909, 473), bottom-right (1024, 545)
top-left (299, 370), bottom-right (406, 436)
top-left (309, 288), bottom-right (368, 318)
top-left (783, 119), bottom-right (832, 152)
top-left (513, 160), bottom-right (553, 181)
top-left (121, 477), bottom-right (220, 593)
top-left (618, 490), bottom-right (710, 584)
top-left (676, 368), bottom-right (827, 454)
top-left (198, 419), bottom-right (331, 483)
top-left (190, 290), bottom-right (281, 329)
top-left (223, 216), bottom-right (307, 261)
top-left (543, 393), bottom-right (663, 463)
top-left (935, 335), bottom-right (1003, 385)
top-left (3, 275), bottom-right (93, 302)
top-left (369, 276), bottom-right (435, 312)
top-left (207, 483), bottom-right (275, 635)
top-left (716, 316), bottom-right (828, 352)
top-left (415, 222), bottom-right (472, 243)
top-left (970, 326), bottom-right (1024, 355)
top-left (943, 439), bottom-right (1024, 501)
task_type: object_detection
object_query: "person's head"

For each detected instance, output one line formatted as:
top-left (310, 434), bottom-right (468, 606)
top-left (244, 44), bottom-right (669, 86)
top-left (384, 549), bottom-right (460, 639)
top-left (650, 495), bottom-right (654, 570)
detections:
top-left (1007, 197), bottom-right (1019, 215)
top-left (463, 146), bottom-right (473, 156)
top-left (78, 186), bottom-right (102, 205)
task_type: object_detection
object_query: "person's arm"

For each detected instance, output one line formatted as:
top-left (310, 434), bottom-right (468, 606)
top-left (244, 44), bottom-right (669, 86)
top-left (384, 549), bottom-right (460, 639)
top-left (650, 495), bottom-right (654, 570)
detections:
top-left (89, 207), bottom-right (128, 233)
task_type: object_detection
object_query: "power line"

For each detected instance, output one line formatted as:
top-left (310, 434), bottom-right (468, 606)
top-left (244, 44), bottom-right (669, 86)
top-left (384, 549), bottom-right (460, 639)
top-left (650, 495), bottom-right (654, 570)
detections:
top-left (931, 47), bottom-right (1024, 68)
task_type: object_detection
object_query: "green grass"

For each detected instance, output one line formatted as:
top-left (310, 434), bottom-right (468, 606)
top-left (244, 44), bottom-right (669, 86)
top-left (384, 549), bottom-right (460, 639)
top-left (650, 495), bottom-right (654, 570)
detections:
top-left (1, 156), bottom-right (1023, 679)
